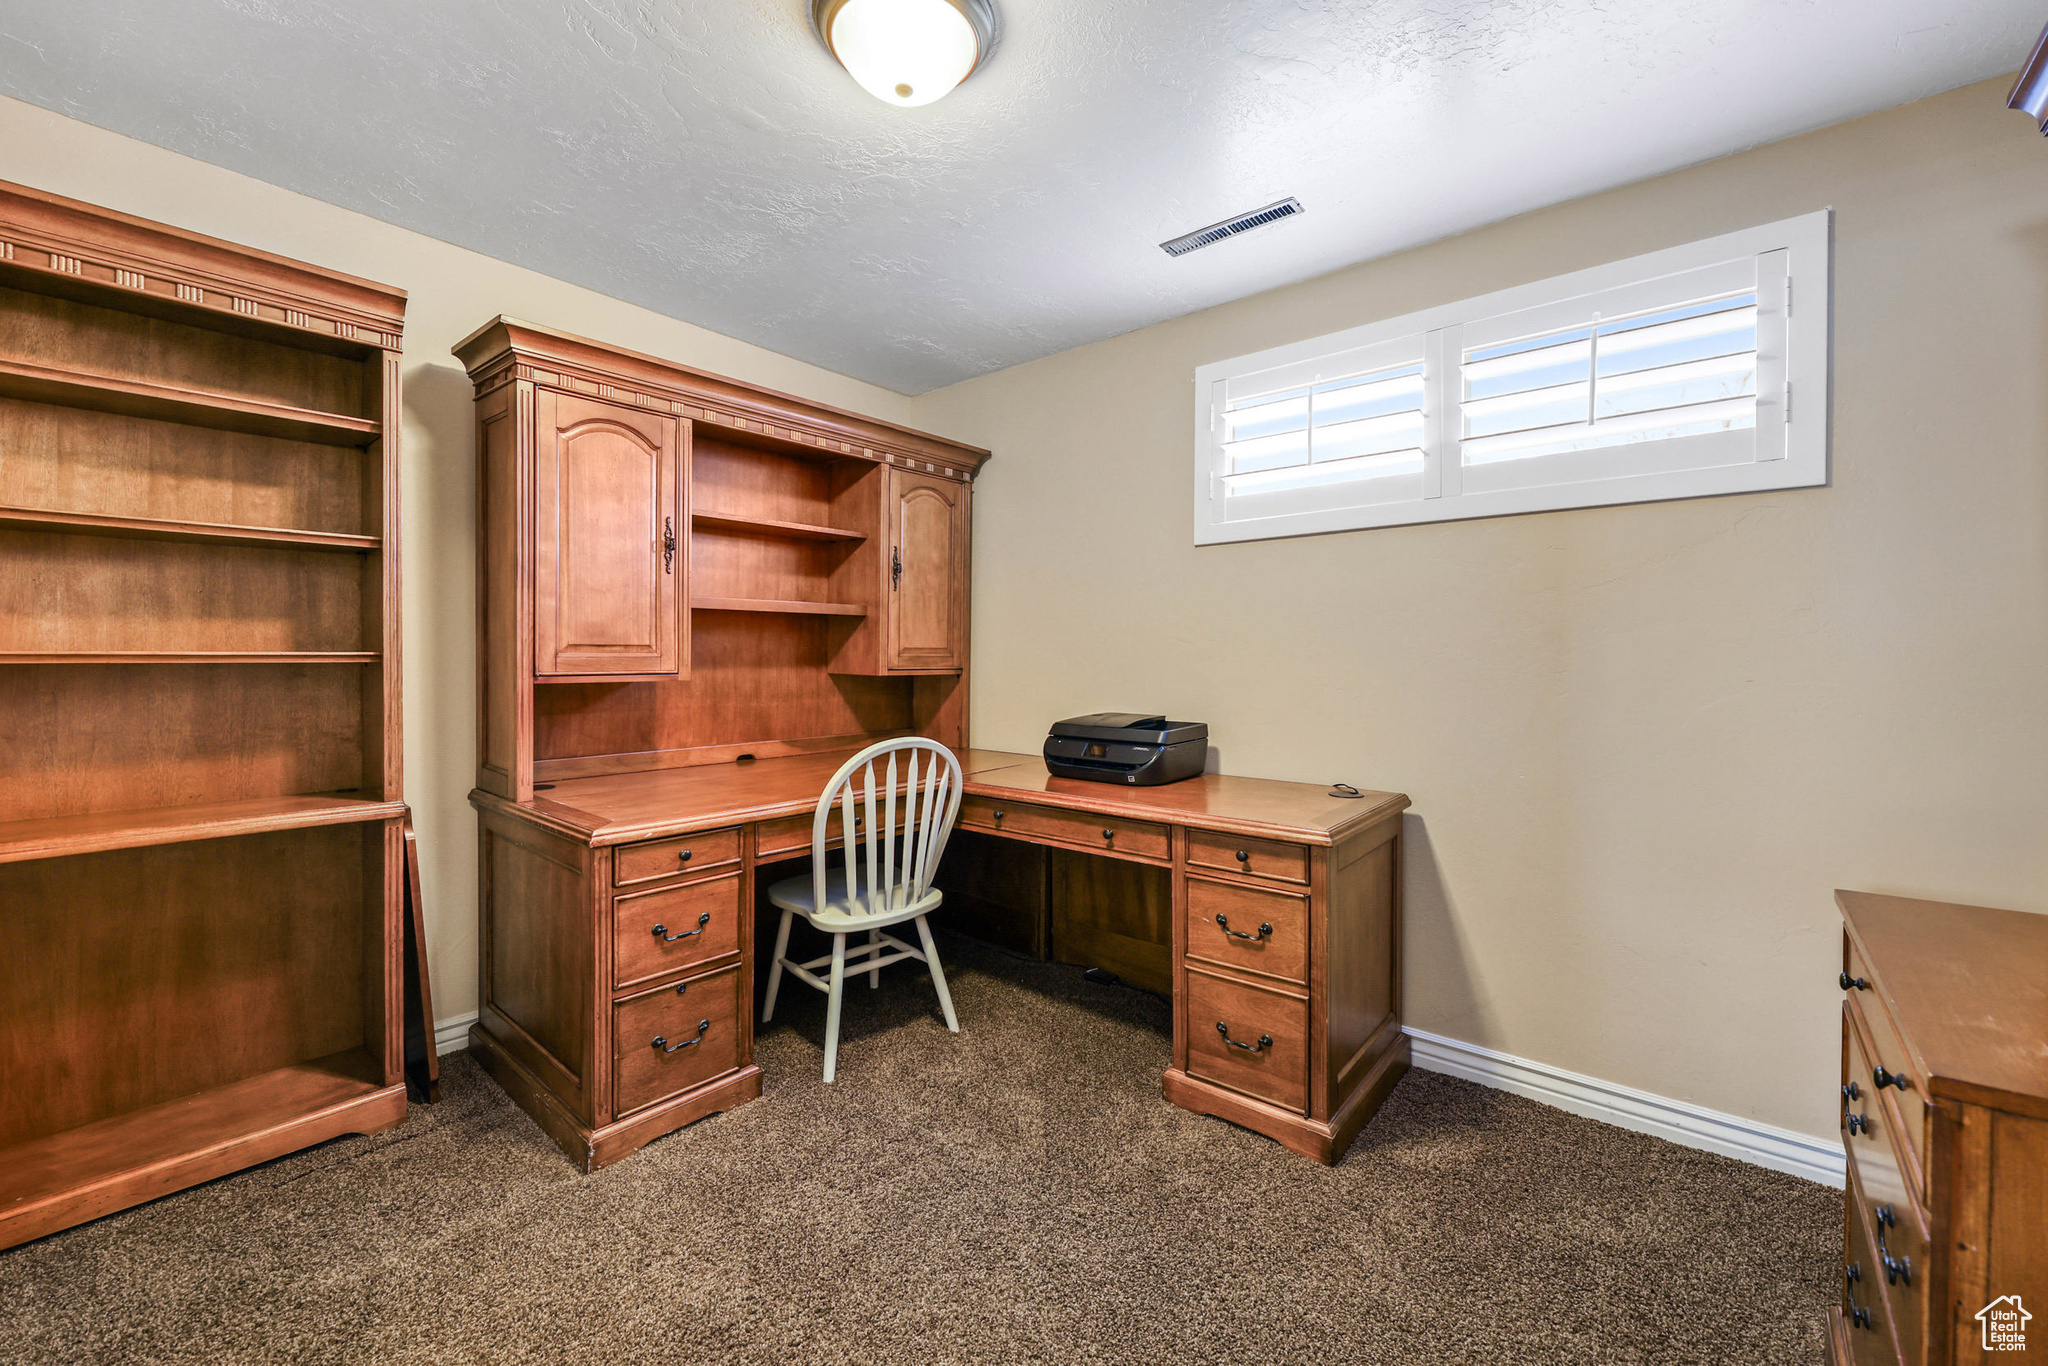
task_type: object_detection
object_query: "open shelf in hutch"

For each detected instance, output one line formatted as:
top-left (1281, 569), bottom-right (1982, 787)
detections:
top-left (0, 179), bottom-right (410, 1251)
top-left (457, 318), bottom-right (986, 792)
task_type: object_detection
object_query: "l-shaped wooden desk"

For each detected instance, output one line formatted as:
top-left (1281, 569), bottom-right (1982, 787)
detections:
top-left (470, 747), bottom-right (1410, 1168)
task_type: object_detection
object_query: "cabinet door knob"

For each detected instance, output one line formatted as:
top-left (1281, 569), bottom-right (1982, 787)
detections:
top-left (891, 546), bottom-right (902, 590)
top-left (1839, 972), bottom-right (1868, 991)
top-left (663, 516), bottom-right (676, 574)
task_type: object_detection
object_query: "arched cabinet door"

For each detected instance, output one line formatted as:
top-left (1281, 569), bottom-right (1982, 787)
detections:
top-left (533, 389), bottom-right (688, 678)
top-left (888, 469), bottom-right (965, 671)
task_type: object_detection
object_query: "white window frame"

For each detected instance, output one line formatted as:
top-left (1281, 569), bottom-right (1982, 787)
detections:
top-left (1193, 210), bottom-right (1830, 545)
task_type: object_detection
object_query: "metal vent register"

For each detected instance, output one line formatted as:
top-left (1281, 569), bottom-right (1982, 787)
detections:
top-left (1159, 198), bottom-right (1304, 257)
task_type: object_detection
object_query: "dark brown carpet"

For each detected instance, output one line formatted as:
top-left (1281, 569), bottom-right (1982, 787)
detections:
top-left (0, 935), bottom-right (1835, 1365)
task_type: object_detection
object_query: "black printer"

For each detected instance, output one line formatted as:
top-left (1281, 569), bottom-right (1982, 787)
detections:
top-left (1043, 713), bottom-right (1208, 786)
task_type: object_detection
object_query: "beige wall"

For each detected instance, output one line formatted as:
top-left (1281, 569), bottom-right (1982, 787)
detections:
top-left (913, 77), bottom-right (2048, 1140)
top-left (0, 94), bottom-right (925, 1030)
top-left (5, 76), bottom-right (2041, 1144)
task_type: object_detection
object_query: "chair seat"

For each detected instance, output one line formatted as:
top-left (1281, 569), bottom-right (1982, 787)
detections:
top-left (766, 868), bottom-right (943, 931)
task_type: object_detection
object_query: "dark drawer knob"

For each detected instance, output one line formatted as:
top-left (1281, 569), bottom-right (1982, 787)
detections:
top-left (1872, 1064), bottom-right (1909, 1091)
top-left (1846, 1113), bottom-right (1867, 1136)
top-left (1842, 1081), bottom-right (1860, 1101)
top-left (1215, 913), bottom-right (1272, 942)
top-left (992, 810), bottom-right (1004, 822)
top-left (1216, 1021), bottom-right (1272, 1053)
top-left (1839, 971), bottom-right (1868, 991)
top-left (1235, 849), bottom-right (1250, 863)
top-left (1101, 828), bottom-right (1114, 840)
top-left (678, 849), bottom-right (693, 863)
top-left (653, 912), bottom-right (711, 943)
top-left (652, 1020), bottom-right (710, 1053)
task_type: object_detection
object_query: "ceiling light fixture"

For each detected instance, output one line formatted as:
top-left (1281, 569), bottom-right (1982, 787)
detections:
top-left (811, 0), bottom-right (996, 108)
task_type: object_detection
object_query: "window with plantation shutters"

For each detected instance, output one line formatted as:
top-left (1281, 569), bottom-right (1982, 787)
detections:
top-left (1193, 211), bottom-right (1828, 544)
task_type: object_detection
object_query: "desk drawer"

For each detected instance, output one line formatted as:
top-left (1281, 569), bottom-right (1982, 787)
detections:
top-left (614, 871), bottom-right (743, 989)
top-left (1841, 1171), bottom-right (1902, 1366)
top-left (1185, 968), bottom-right (1309, 1113)
top-left (755, 799), bottom-right (914, 862)
top-left (1842, 1012), bottom-right (1928, 1357)
top-left (613, 964), bottom-right (743, 1116)
top-left (615, 827), bottom-right (741, 887)
top-left (1843, 941), bottom-right (1927, 1183)
top-left (1186, 831), bottom-right (1308, 886)
top-left (959, 797), bottom-right (1169, 862)
top-left (1184, 876), bottom-right (1309, 985)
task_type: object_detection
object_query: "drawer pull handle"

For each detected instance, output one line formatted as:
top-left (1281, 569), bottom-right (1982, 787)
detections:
top-left (1215, 914), bottom-right (1273, 942)
top-left (678, 849), bottom-right (693, 863)
top-left (1844, 1264), bottom-right (1872, 1330)
top-left (1845, 1113), bottom-right (1867, 1136)
top-left (1216, 1021), bottom-right (1273, 1053)
top-left (1839, 971), bottom-right (1868, 991)
top-left (653, 913), bottom-right (711, 943)
top-left (1101, 828), bottom-right (1115, 840)
top-left (1872, 1064), bottom-right (1909, 1091)
top-left (652, 1020), bottom-right (710, 1053)
top-left (1874, 1205), bottom-right (1912, 1286)
top-left (1842, 1081), bottom-right (1860, 1101)
top-left (1235, 849), bottom-right (1250, 863)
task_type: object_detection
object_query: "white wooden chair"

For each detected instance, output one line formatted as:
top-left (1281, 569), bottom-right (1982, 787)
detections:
top-left (761, 738), bottom-right (964, 1082)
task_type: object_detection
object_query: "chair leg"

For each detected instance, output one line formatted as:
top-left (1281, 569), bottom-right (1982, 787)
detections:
top-left (761, 909), bottom-right (794, 1023)
top-left (868, 928), bottom-right (881, 989)
top-left (822, 933), bottom-right (848, 1083)
top-left (914, 914), bottom-right (958, 1033)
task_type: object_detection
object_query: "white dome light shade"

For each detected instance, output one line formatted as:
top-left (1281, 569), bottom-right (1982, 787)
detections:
top-left (815, 0), bottom-right (993, 108)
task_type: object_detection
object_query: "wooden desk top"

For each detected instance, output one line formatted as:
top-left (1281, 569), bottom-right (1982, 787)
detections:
top-left (475, 748), bottom-right (1408, 849)
top-left (1840, 889), bottom-right (2048, 1115)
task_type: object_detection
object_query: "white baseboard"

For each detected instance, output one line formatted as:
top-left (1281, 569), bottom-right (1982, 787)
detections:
top-left (433, 1011), bottom-right (479, 1058)
top-left (1405, 1026), bottom-right (1845, 1188)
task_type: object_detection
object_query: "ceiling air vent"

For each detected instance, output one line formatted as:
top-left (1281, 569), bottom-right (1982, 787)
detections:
top-left (1159, 198), bottom-right (1303, 257)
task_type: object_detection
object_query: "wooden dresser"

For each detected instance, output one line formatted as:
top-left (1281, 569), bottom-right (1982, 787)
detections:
top-left (455, 319), bottom-right (987, 1169)
top-left (1829, 891), bottom-right (2048, 1365)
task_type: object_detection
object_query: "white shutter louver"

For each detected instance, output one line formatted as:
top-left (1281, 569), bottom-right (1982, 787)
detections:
top-left (1193, 211), bottom-right (1827, 544)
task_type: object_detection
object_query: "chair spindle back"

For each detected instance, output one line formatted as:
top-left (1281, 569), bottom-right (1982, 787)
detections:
top-left (812, 739), bottom-right (964, 915)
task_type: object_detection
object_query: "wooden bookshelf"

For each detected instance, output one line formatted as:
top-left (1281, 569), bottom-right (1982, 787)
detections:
top-left (692, 510), bottom-right (866, 542)
top-left (0, 1048), bottom-right (400, 1250)
top-left (0, 505), bottom-right (380, 552)
top-left (0, 178), bottom-right (409, 1252)
top-left (0, 355), bottom-right (380, 445)
top-left (690, 596), bottom-right (868, 617)
top-left (0, 793), bottom-right (406, 865)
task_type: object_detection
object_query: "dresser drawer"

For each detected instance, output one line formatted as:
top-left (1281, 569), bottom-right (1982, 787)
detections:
top-left (1184, 968), bottom-right (1309, 1113)
top-left (1843, 941), bottom-right (1928, 1174)
top-left (1841, 1171), bottom-right (1902, 1366)
top-left (1186, 831), bottom-right (1308, 886)
top-left (613, 964), bottom-right (744, 1116)
top-left (1184, 875), bottom-right (1309, 985)
top-left (614, 827), bottom-right (741, 887)
top-left (755, 799), bottom-right (914, 862)
top-left (959, 797), bottom-right (1169, 862)
top-left (614, 871), bottom-right (743, 989)
top-left (1842, 1009), bottom-right (1931, 1255)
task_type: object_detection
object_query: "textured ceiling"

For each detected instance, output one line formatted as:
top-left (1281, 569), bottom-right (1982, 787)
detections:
top-left (0, 1), bottom-right (2035, 393)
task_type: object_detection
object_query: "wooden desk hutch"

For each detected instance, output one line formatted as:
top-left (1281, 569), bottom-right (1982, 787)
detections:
top-left (458, 319), bottom-right (1410, 1170)
top-left (0, 182), bottom-right (411, 1250)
